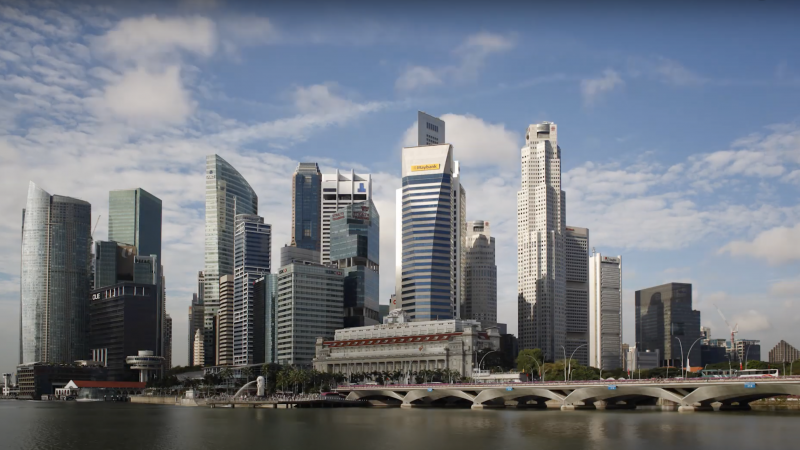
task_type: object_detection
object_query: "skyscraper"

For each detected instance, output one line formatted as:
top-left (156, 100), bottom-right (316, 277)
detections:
top-left (164, 314), bottom-right (172, 369)
top-left (463, 220), bottom-right (497, 329)
top-left (233, 214), bottom-right (271, 365)
top-left (108, 188), bottom-right (162, 261)
top-left (398, 143), bottom-right (465, 321)
top-left (187, 293), bottom-right (204, 367)
top-left (20, 181), bottom-right (92, 364)
top-left (565, 226), bottom-right (589, 366)
top-left (417, 111), bottom-right (445, 146)
top-left (276, 262), bottom-right (343, 366)
top-left (204, 155), bottom-right (258, 363)
top-left (321, 170), bottom-right (371, 265)
top-left (291, 162), bottom-right (322, 252)
top-left (635, 282), bottom-right (701, 367)
top-left (517, 122), bottom-right (566, 361)
top-left (589, 253), bottom-right (622, 370)
top-left (216, 275), bottom-right (234, 366)
top-left (330, 201), bottom-right (380, 328)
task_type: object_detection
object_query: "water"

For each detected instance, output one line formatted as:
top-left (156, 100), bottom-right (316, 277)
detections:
top-left (0, 401), bottom-right (796, 450)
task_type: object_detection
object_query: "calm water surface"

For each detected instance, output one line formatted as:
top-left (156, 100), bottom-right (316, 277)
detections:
top-left (0, 401), bottom-right (796, 450)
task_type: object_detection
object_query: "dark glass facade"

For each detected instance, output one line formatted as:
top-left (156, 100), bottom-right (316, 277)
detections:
top-left (233, 214), bottom-right (271, 365)
top-left (20, 182), bottom-right (92, 364)
top-left (330, 201), bottom-right (380, 328)
top-left (89, 282), bottom-right (159, 381)
top-left (635, 283), bottom-right (702, 367)
top-left (108, 188), bottom-right (162, 262)
top-left (291, 162), bottom-right (322, 252)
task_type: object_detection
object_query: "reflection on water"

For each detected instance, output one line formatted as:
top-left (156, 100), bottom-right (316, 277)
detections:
top-left (0, 401), bottom-right (796, 450)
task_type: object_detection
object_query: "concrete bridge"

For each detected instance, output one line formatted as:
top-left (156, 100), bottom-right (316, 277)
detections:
top-left (336, 377), bottom-right (800, 412)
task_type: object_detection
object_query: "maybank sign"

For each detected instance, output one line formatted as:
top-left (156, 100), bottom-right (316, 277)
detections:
top-left (411, 164), bottom-right (440, 172)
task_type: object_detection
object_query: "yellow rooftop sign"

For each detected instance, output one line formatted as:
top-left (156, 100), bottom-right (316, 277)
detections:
top-left (411, 164), bottom-right (440, 172)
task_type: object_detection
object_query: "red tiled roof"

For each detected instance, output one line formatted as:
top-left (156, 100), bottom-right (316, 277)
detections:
top-left (324, 332), bottom-right (463, 347)
top-left (71, 380), bottom-right (146, 388)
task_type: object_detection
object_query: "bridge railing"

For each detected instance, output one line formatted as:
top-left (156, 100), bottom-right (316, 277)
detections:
top-left (338, 375), bottom-right (800, 390)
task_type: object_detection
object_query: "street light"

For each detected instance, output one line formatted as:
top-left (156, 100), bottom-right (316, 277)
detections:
top-left (560, 346), bottom-right (568, 382)
top-left (684, 337), bottom-right (704, 377)
top-left (672, 336), bottom-right (685, 379)
top-left (568, 344), bottom-right (588, 381)
top-left (479, 350), bottom-right (499, 371)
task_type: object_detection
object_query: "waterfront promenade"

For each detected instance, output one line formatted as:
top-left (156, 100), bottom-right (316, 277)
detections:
top-left (336, 376), bottom-right (800, 412)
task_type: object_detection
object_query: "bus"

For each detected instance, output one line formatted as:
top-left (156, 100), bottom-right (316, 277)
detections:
top-left (738, 369), bottom-right (779, 378)
top-left (699, 369), bottom-right (736, 378)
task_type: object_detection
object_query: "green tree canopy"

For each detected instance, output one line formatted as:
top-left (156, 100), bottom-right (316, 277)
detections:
top-left (516, 349), bottom-right (544, 375)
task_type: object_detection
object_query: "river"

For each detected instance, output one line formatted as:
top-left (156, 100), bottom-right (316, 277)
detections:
top-left (0, 401), bottom-right (796, 449)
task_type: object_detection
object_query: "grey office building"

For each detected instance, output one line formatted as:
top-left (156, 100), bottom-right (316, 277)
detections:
top-left (187, 293), bottom-right (204, 367)
top-left (204, 155), bottom-right (258, 365)
top-left (233, 214), bottom-right (271, 365)
top-left (291, 162), bottom-right (322, 252)
top-left (463, 221), bottom-right (497, 330)
top-left (20, 182), bottom-right (92, 365)
top-left (216, 275), bottom-right (234, 366)
top-left (258, 274), bottom-right (278, 364)
top-left (276, 263), bottom-right (343, 366)
top-left (635, 283), bottom-right (701, 368)
top-left (330, 201), bottom-right (380, 328)
top-left (564, 226), bottom-right (589, 366)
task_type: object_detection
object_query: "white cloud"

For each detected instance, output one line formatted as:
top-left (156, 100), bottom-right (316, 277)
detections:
top-left (580, 69), bottom-right (623, 106)
top-left (401, 113), bottom-right (520, 167)
top-left (95, 15), bottom-right (217, 63)
top-left (293, 83), bottom-right (356, 115)
top-left (395, 66), bottom-right (442, 91)
top-left (731, 310), bottom-right (772, 333)
top-left (652, 57), bottom-right (707, 86)
top-left (769, 279), bottom-right (800, 298)
top-left (396, 32), bottom-right (514, 91)
top-left (101, 66), bottom-right (195, 124)
top-left (720, 223), bottom-right (800, 265)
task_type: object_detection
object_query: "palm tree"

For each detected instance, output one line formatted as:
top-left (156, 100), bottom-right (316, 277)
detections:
top-left (241, 367), bottom-right (254, 386)
top-left (219, 368), bottom-right (233, 395)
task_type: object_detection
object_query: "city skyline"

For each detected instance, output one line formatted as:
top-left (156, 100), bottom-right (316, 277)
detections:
top-left (1, 1), bottom-right (799, 372)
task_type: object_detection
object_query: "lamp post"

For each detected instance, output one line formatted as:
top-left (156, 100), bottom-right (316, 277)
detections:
top-left (568, 344), bottom-right (588, 381)
top-left (561, 346), bottom-right (568, 382)
top-left (479, 350), bottom-right (499, 371)
top-left (672, 336), bottom-right (685, 379)
top-left (744, 343), bottom-right (753, 370)
top-left (685, 337), bottom-right (704, 377)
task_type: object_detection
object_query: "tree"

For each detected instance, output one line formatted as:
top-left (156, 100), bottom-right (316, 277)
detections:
top-left (516, 349), bottom-right (544, 378)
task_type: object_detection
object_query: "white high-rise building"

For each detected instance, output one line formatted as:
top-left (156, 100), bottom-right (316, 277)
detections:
top-left (321, 170), bottom-right (371, 265)
top-left (517, 122), bottom-right (566, 361)
top-left (565, 226), bottom-right (589, 366)
top-left (397, 143), bottom-right (465, 321)
top-left (589, 254), bottom-right (622, 370)
top-left (464, 221), bottom-right (497, 329)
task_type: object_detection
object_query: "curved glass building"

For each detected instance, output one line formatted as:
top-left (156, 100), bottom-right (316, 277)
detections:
top-left (203, 155), bottom-right (258, 365)
top-left (20, 181), bottom-right (92, 364)
top-left (398, 144), bottom-right (465, 321)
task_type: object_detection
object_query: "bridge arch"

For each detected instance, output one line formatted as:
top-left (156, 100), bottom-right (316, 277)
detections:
top-left (473, 387), bottom-right (565, 406)
top-left (403, 389), bottom-right (476, 405)
top-left (563, 386), bottom-right (684, 407)
top-left (682, 384), bottom-right (800, 406)
top-left (345, 390), bottom-right (406, 403)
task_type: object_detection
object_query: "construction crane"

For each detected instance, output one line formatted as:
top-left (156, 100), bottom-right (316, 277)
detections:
top-left (714, 304), bottom-right (739, 367)
top-left (91, 215), bottom-right (101, 241)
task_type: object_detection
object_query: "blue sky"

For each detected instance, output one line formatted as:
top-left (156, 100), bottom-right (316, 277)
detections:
top-left (0, 0), bottom-right (799, 372)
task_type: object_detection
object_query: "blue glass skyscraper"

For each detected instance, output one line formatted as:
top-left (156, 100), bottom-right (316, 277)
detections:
top-left (233, 214), bottom-right (271, 365)
top-left (291, 162), bottom-right (322, 253)
top-left (330, 201), bottom-right (380, 327)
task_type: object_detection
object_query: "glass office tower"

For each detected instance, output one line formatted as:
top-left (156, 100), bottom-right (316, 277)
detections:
top-left (204, 155), bottom-right (258, 365)
top-left (20, 182), bottom-right (92, 364)
top-left (108, 188), bottom-right (162, 261)
top-left (330, 201), bottom-right (380, 327)
top-left (232, 214), bottom-right (271, 365)
top-left (291, 162), bottom-right (322, 252)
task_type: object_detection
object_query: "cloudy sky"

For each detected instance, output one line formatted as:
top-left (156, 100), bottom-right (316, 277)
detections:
top-left (1, 0), bottom-right (799, 372)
